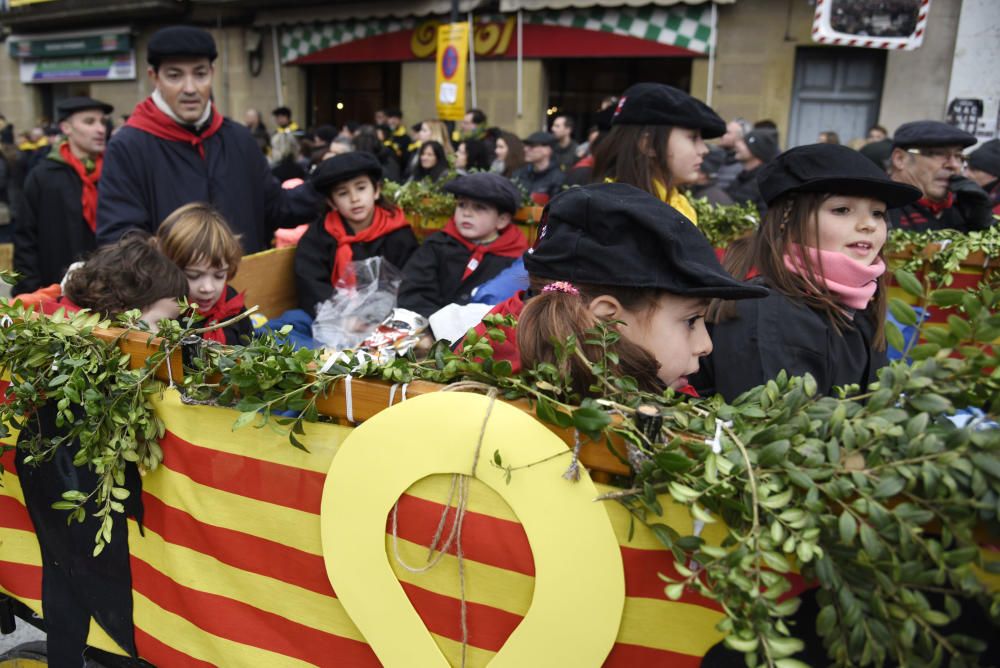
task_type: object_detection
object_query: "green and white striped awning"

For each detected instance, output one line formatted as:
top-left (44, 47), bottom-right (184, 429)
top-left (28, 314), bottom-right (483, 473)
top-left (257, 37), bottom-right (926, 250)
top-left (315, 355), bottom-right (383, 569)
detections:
top-left (279, 4), bottom-right (717, 64)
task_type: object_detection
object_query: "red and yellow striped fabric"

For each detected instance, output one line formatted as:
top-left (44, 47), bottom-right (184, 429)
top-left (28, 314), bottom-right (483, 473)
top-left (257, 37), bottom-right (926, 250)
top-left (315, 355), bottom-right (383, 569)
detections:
top-left (1, 390), bottom-right (802, 666)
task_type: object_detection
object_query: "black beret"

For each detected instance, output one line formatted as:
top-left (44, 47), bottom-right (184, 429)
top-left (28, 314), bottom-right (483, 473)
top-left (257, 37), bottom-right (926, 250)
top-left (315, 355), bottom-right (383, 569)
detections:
top-left (56, 96), bottom-right (113, 122)
top-left (272, 106), bottom-right (292, 117)
top-left (525, 183), bottom-right (768, 300)
top-left (147, 26), bottom-right (218, 67)
top-left (892, 121), bottom-right (976, 149)
top-left (859, 138), bottom-right (893, 170)
top-left (967, 139), bottom-right (1000, 177)
top-left (523, 131), bottom-right (556, 147)
top-left (311, 152), bottom-right (382, 193)
top-left (757, 143), bottom-right (921, 208)
top-left (611, 82), bottom-right (726, 139)
top-left (594, 105), bottom-right (616, 132)
top-left (443, 173), bottom-right (522, 214)
top-left (744, 129), bottom-right (780, 163)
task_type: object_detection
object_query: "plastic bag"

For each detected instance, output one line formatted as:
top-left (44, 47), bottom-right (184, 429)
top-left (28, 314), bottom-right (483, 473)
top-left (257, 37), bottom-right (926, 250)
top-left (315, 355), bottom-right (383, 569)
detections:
top-left (311, 257), bottom-right (402, 350)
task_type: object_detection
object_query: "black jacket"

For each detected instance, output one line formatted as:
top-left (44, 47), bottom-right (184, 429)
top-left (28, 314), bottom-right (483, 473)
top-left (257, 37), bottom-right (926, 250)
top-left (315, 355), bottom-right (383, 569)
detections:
top-left (512, 162), bottom-right (565, 200)
top-left (294, 213), bottom-right (418, 315)
top-left (724, 165), bottom-right (766, 215)
top-left (888, 176), bottom-right (994, 232)
top-left (398, 233), bottom-right (519, 318)
top-left (13, 153), bottom-right (97, 294)
top-left (97, 116), bottom-right (323, 254)
top-left (693, 284), bottom-right (886, 402)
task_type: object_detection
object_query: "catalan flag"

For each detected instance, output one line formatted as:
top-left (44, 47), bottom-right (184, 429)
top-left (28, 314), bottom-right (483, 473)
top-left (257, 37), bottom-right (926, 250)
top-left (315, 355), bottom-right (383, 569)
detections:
top-left (2, 388), bottom-right (802, 666)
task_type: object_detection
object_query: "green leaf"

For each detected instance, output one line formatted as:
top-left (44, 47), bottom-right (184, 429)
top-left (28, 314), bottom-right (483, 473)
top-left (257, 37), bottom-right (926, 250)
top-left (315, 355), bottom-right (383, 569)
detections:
top-left (894, 269), bottom-right (925, 298)
top-left (838, 511), bottom-right (857, 545)
top-left (889, 298), bottom-right (919, 327)
top-left (571, 405), bottom-right (611, 437)
top-left (929, 288), bottom-right (966, 307)
top-left (885, 322), bottom-right (906, 352)
top-left (758, 439), bottom-right (791, 467)
top-left (232, 410), bottom-right (258, 431)
top-left (872, 475), bottom-right (905, 499)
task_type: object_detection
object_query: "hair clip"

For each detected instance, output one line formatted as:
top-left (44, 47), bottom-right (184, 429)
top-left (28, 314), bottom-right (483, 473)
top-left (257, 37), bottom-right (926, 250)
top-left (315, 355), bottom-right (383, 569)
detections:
top-left (542, 281), bottom-right (579, 295)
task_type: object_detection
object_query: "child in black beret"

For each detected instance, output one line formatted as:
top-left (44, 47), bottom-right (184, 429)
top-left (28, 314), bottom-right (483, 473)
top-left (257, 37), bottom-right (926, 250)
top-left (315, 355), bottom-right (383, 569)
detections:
top-left (397, 172), bottom-right (528, 318)
top-left (695, 143), bottom-right (921, 401)
top-left (592, 82), bottom-right (726, 225)
top-left (469, 182), bottom-right (767, 397)
top-left (294, 152), bottom-right (418, 315)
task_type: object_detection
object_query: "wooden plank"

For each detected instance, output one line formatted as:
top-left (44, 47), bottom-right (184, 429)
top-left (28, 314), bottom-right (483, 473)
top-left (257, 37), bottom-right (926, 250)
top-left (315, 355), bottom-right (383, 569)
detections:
top-left (230, 246), bottom-right (298, 320)
top-left (90, 326), bottom-right (632, 476)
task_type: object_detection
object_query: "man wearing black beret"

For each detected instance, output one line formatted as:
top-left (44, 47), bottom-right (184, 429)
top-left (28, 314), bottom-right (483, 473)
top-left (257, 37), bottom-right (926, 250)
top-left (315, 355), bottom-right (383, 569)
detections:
top-left (887, 120), bottom-right (993, 232)
top-left (966, 139), bottom-right (1000, 215)
top-left (13, 96), bottom-right (113, 294)
top-left (512, 131), bottom-right (565, 203)
top-left (97, 25), bottom-right (322, 254)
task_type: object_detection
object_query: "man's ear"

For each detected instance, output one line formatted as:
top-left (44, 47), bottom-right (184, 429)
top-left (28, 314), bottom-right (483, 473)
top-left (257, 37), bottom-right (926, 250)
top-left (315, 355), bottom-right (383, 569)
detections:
top-left (889, 147), bottom-right (908, 172)
top-left (146, 66), bottom-right (158, 87)
top-left (587, 295), bottom-right (622, 320)
top-left (496, 211), bottom-right (512, 230)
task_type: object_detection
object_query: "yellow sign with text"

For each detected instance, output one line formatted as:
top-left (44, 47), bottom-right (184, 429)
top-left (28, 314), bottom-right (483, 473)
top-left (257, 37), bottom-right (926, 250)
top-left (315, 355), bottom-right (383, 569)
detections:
top-left (434, 22), bottom-right (469, 122)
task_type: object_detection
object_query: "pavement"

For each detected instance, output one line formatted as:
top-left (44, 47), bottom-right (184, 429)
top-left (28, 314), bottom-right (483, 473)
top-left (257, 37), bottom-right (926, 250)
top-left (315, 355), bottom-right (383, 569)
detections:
top-left (0, 616), bottom-right (46, 655)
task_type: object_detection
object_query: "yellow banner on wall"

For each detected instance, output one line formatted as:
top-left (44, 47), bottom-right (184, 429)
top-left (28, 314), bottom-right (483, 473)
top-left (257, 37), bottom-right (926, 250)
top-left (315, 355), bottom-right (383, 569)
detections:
top-left (434, 22), bottom-right (469, 122)
top-left (10, 0), bottom-right (59, 6)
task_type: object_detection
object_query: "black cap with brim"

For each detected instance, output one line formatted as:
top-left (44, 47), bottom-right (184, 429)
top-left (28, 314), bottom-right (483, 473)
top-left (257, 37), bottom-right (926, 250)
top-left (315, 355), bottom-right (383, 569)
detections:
top-left (311, 152), bottom-right (383, 193)
top-left (524, 131), bottom-right (556, 147)
top-left (56, 96), bottom-right (113, 122)
top-left (611, 82), bottom-right (726, 139)
top-left (525, 183), bottom-right (769, 300)
top-left (757, 143), bottom-right (921, 208)
top-left (893, 120), bottom-right (977, 149)
top-left (967, 139), bottom-right (1000, 177)
top-left (443, 172), bottom-right (521, 214)
top-left (147, 26), bottom-right (218, 67)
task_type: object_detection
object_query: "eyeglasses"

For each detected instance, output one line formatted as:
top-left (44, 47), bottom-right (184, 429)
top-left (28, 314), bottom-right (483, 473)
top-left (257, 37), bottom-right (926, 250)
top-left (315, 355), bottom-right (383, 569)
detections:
top-left (906, 147), bottom-right (967, 164)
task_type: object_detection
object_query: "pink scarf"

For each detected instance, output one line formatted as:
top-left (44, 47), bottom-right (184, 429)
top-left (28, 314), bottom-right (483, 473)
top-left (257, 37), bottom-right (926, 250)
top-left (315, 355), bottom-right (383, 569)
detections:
top-left (783, 244), bottom-right (884, 310)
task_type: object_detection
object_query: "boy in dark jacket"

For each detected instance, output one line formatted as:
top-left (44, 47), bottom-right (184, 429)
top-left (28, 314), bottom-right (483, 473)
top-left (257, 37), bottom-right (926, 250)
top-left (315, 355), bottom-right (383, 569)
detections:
top-left (295, 152), bottom-right (418, 315)
top-left (398, 172), bottom-right (528, 318)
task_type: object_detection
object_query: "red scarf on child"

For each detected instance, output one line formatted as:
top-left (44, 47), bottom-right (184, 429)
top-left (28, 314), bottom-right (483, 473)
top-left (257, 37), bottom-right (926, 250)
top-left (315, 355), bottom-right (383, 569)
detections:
top-left (324, 206), bottom-right (411, 287)
top-left (442, 220), bottom-right (528, 280)
top-left (59, 142), bottom-right (102, 232)
top-left (198, 290), bottom-right (245, 344)
top-left (126, 97), bottom-right (225, 159)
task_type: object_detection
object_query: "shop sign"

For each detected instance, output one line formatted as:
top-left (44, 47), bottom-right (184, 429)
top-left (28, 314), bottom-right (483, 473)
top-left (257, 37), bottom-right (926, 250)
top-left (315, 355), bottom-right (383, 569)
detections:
top-left (19, 52), bottom-right (136, 83)
top-left (435, 22), bottom-right (469, 121)
top-left (811, 0), bottom-right (931, 50)
top-left (9, 32), bottom-right (132, 59)
top-left (412, 17), bottom-right (514, 59)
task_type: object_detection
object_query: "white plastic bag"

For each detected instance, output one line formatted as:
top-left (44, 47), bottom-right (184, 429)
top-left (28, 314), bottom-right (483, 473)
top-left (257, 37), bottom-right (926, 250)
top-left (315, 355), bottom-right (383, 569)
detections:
top-left (311, 257), bottom-right (402, 350)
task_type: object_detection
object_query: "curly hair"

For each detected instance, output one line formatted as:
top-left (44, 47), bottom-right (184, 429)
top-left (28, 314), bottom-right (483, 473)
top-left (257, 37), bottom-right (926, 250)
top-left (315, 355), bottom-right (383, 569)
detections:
top-left (64, 232), bottom-right (188, 318)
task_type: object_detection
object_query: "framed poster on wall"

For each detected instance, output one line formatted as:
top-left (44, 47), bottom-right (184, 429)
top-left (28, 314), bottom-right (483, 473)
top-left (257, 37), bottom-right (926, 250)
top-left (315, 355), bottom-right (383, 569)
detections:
top-left (811, 0), bottom-right (931, 50)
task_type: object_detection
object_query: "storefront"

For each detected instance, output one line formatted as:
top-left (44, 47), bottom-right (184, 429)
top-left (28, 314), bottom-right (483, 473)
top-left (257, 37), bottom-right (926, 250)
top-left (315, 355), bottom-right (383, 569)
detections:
top-left (262, 3), bottom-right (720, 137)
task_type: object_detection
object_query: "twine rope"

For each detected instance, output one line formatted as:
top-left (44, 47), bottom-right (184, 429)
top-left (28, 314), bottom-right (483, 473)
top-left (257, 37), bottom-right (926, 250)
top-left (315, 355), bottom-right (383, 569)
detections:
top-left (389, 383), bottom-right (497, 668)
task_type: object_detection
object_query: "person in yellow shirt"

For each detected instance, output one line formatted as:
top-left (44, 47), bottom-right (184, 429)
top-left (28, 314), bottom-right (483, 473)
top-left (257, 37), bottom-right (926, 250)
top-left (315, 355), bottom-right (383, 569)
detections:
top-left (591, 82), bottom-right (726, 225)
top-left (271, 106), bottom-right (299, 135)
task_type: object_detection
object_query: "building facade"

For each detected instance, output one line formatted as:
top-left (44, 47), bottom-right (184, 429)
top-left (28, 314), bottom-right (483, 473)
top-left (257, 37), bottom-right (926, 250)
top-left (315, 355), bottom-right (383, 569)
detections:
top-left (0, 0), bottom-right (994, 147)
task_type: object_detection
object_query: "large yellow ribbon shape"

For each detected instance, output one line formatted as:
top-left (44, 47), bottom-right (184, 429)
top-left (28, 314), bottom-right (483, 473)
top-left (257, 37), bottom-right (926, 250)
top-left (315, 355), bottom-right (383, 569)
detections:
top-left (320, 392), bottom-right (625, 666)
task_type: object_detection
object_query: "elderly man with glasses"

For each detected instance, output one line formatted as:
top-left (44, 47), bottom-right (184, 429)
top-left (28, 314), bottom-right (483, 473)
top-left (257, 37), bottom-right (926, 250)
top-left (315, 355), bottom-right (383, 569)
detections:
top-left (887, 120), bottom-right (994, 232)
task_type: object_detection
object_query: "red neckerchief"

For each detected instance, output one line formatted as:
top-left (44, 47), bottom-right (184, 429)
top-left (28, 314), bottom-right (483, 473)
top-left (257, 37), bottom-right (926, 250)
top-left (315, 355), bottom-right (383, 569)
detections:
top-left (323, 205), bottom-right (411, 287)
top-left (917, 192), bottom-right (955, 216)
top-left (126, 97), bottom-right (225, 159)
top-left (58, 142), bottom-right (102, 232)
top-left (573, 154), bottom-right (594, 169)
top-left (441, 219), bottom-right (528, 280)
top-left (197, 289), bottom-right (245, 344)
top-left (41, 294), bottom-right (82, 316)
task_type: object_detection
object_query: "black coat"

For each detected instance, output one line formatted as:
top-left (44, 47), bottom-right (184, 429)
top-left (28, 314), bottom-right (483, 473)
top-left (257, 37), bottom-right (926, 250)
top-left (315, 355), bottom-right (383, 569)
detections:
top-left (13, 155), bottom-right (97, 294)
top-left (724, 165), bottom-right (767, 215)
top-left (888, 176), bottom-right (994, 232)
top-left (398, 233), bottom-right (518, 318)
top-left (512, 162), bottom-right (565, 200)
top-left (96, 117), bottom-right (323, 254)
top-left (693, 284), bottom-right (886, 402)
top-left (294, 213), bottom-right (419, 316)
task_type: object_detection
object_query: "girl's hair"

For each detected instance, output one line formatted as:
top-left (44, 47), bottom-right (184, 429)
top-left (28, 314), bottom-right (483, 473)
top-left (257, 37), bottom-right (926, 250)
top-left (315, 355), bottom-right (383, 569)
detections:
top-left (420, 119), bottom-right (454, 155)
top-left (518, 276), bottom-right (666, 397)
top-left (708, 192), bottom-right (887, 349)
top-left (157, 203), bottom-right (243, 279)
top-left (496, 131), bottom-right (525, 178)
top-left (591, 125), bottom-right (675, 194)
top-left (64, 232), bottom-right (188, 317)
top-left (460, 139), bottom-right (492, 172)
top-left (411, 141), bottom-right (448, 182)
